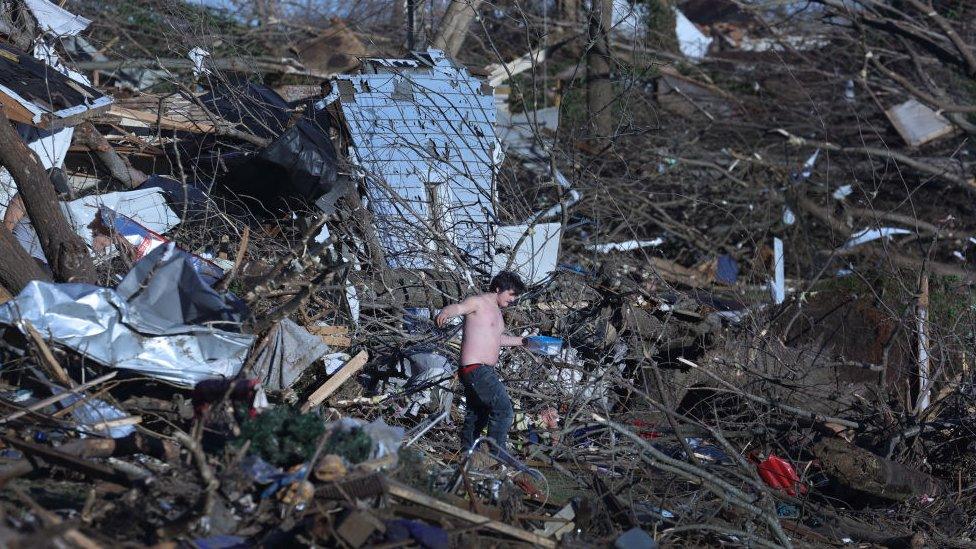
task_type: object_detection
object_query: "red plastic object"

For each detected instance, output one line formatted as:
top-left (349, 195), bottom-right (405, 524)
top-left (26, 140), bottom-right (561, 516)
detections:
top-left (630, 419), bottom-right (661, 440)
top-left (756, 454), bottom-right (807, 496)
top-left (192, 378), bottom-right (260, 417)
top-left (514, 476), bottom-right (544, 500)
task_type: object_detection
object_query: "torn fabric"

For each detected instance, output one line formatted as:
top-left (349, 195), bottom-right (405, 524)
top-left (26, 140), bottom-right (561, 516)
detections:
top-left (247, 319), bottom-right (330, 390)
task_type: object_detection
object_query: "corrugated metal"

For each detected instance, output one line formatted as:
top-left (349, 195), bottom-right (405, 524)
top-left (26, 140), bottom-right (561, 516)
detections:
top-left (334, 49), bottom-right (502, 270)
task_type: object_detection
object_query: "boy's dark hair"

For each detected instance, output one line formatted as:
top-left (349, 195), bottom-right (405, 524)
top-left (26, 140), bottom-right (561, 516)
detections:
top-left (489, 271), bottom-right (527, 295)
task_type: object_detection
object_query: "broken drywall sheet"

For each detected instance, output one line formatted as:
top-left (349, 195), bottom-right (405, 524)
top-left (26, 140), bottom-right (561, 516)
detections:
top-left (0, 125), bottom-right (74, 219)
top-left (25, 0), bottom-right (91, 37)
top-left (886, 99), bottom-right (955, 147)
top-left (675, 8), bottom-right (712, 61)
top-left (12, 188), bottom-right (180, 261)
top-left (496, 106), bottom-right (559, 168)
top-left (493, 222), bottom-right (562, 285)
top-left (64, 188), bottom-right (181, 247)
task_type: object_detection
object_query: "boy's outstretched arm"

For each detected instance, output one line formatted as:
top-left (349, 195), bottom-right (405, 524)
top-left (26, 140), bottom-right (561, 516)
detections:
top-left (435, 296), bottom-right (480, 327)
top-left (500, 334), bottom-right (526, 347)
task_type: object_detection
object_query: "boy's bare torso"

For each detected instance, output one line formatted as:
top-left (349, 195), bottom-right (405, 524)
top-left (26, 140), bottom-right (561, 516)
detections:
top-left (460, 294), bottom-right (504, 366)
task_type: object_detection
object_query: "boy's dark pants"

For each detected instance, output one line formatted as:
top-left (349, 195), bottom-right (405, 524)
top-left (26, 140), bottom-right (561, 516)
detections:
top-left (459, 364), bottom-right (513, 452)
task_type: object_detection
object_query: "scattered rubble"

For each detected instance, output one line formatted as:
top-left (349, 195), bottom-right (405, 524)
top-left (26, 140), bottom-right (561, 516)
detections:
top-left (0, 0), bottom-right (972, 547)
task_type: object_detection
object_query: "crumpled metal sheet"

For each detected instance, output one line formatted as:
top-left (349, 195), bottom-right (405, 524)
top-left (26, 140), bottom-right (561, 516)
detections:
top-left (0, 244), bottom-right (254, 387)
top-left (333, 49), bottom-right (501, 270)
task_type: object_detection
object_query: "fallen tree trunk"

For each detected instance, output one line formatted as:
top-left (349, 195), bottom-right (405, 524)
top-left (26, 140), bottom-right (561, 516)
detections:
top-left (0, 108), bottom-right (96, 284)
top-left (0, 223), bottom-right (49, 294)
top-left (812, 437), bottom-right (944, 502)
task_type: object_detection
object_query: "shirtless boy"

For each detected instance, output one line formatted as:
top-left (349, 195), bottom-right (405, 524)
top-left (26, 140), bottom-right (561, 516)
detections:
top-left (435, 271), bottom-right (527, 452)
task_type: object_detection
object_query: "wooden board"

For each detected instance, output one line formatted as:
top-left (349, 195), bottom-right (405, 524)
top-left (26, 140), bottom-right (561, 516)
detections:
top-left (308, 325), bottom-right (351, 347)
top-left (308, 325), bottom-right (350, 336)
top-left (387, 480), bottom-right (556, 548)
top-left (300, 350), bottom-right (367, 412)
top-left (319, 334), bottom-right (351, 347)
top-left (105, 105), bottom-right (215, 133)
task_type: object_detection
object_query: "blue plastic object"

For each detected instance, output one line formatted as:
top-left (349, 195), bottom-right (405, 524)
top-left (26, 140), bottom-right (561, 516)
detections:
top-left (385, 519), bottom-right (449, 549)
top-left (614, 527), bottom-right (658, 549)
top-left (716, 255), bottom-right (739, 284)
top-left (525, 336), bottom-right (563, 356)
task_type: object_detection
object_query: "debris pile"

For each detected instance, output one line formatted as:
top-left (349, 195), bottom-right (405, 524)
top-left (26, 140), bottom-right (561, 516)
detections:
top-left (0, 0), bottom-right (973, 547)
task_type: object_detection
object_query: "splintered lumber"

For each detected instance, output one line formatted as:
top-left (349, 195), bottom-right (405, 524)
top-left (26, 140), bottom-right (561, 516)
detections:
top-left (387, 480), bottom-right (557, 548)
top-left (537, 503), bottom-right (575, 539)
top-left (300, 350), bottom-right (368, 412)
top-left (83, 416), bottom-right (142, 432)
top-left (0, 433), bottom-right (177, 486)
top-left (319, 335), bottom-right (351, 347)
top-left (0, 372), bottom-right (117, 425)
top-left (308, 325), bottom-right (349, 336)
top-left (648, 257), bottom-right (711, 289)
top-left (105, 105), bottom-right (215, 133)
top-left (72, 57), bottom-right (332, 79)
top-left (23, 321), bottom-right (72, 387)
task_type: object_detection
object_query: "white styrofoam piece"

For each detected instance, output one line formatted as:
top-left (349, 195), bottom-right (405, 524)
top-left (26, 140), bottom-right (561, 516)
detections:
top-left (783, 206), bottom-right (796, 226)
top-left (842, 227), bottom-right (912, 249)
top-left (587, 238), bottom-right (664, 253)
top-left (832, 185), bottom-right (853, 200)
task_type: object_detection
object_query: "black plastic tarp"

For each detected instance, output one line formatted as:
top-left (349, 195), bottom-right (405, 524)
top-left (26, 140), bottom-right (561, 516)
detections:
top-left (179, 82), bottom-right (339, 212)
